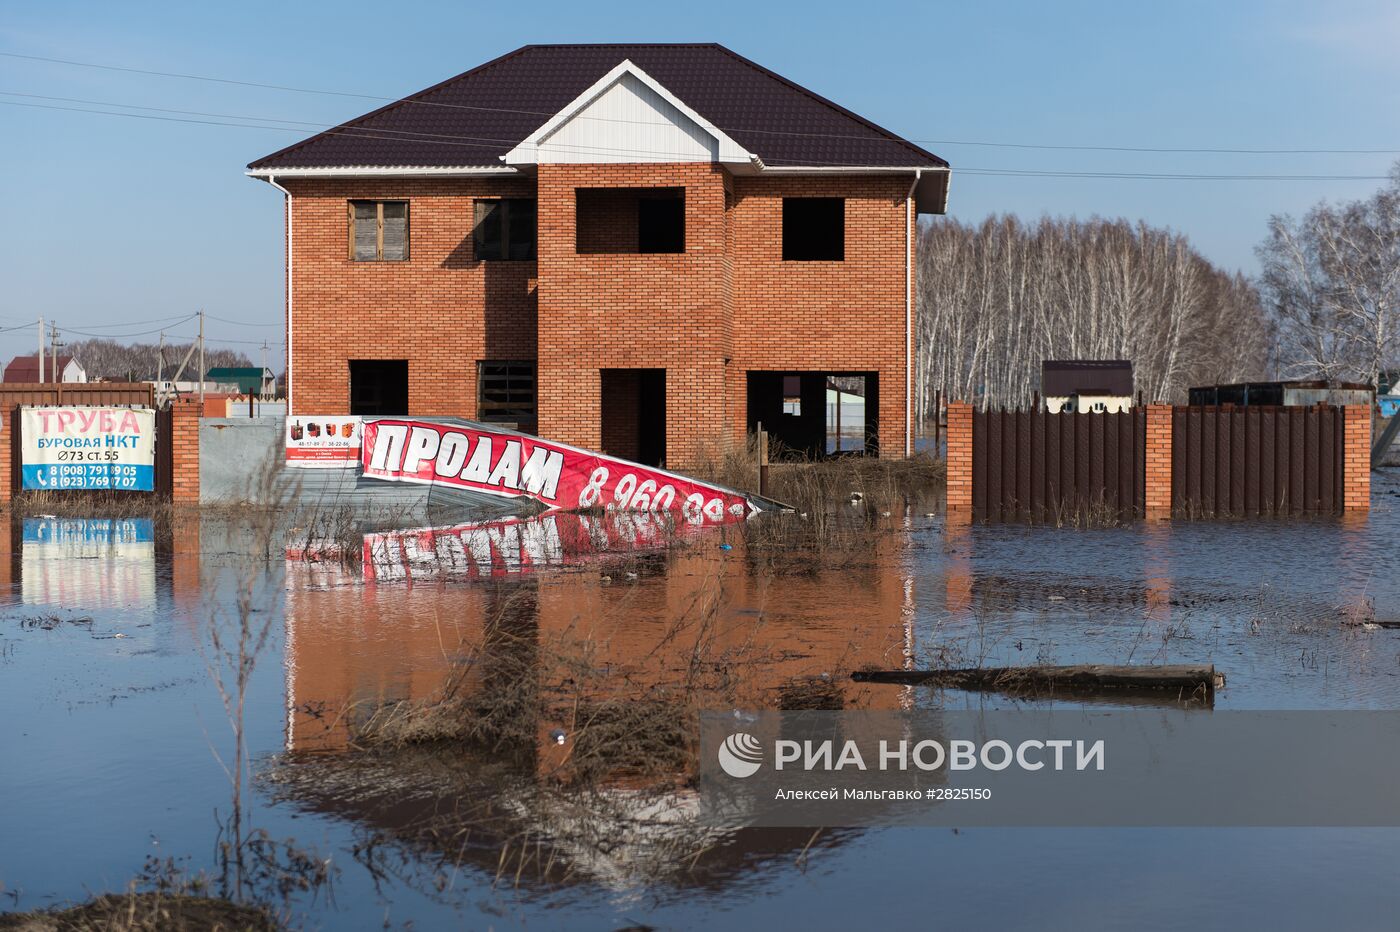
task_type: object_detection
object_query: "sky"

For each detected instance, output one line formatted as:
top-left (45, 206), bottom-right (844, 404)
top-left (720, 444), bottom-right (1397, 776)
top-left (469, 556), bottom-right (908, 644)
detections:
top-left (3, 0), bottom-right (1400, 368)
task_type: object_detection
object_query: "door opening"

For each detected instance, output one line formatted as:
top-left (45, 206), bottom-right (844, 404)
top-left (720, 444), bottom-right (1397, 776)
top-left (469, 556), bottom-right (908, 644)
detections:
top-left (600, 368), bottom-right (666, 467)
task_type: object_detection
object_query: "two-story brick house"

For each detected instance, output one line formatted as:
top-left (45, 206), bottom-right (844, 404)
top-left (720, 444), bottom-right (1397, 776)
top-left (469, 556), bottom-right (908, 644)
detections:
top-left (248, 44), bottom-right (948, 468)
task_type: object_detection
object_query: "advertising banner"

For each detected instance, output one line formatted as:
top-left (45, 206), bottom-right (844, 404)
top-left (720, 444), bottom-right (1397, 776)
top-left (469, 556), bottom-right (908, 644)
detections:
top-left (286, 416), bottom-right (362, 468)
top-left (361, 419), bottom-right (761, 522)
top-left (20, 406), bottom-right (155, 491)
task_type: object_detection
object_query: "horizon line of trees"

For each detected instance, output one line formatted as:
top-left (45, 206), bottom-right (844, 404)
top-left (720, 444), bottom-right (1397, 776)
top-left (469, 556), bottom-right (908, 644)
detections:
top-left (66, 338), bottom-right (255, 382)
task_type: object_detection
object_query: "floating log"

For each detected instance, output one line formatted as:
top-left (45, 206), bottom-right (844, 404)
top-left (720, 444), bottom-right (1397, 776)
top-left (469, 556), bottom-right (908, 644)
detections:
top-left (852, 664), bottom-right (1224, 697)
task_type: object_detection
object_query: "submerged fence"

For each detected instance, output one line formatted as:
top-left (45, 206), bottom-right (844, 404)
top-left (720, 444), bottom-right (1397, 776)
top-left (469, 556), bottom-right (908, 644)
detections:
top-left (1171, 406), bottom-right (1344, 516)
top-left (971, 409), bottom-right (1145, 521)
top-left (947, 402), bottom-right (1371, 522)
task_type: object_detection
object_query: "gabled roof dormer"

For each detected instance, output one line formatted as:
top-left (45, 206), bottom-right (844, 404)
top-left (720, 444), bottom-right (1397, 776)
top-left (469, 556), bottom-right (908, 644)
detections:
top-left (503, 60), bottom-right (755, 167)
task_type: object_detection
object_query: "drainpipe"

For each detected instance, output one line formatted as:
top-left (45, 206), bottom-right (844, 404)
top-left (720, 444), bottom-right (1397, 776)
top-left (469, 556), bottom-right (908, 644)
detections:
top-left (905, 169), bottom-right (921, 458)
top-left (265, 175), bottom-right (293, 414)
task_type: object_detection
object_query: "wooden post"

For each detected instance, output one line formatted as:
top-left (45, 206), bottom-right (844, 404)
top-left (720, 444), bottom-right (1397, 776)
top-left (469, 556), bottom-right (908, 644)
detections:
top-left (834, 387), bottom-right (842, 454)
top-left (757, 422), bottom-right (770, 497)
top-left (933, 388), bottom-right (942, 455)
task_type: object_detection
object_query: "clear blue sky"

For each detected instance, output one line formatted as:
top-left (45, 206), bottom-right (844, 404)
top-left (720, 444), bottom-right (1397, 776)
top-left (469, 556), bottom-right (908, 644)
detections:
top-left (4, 0), bottom-right (1399, 368)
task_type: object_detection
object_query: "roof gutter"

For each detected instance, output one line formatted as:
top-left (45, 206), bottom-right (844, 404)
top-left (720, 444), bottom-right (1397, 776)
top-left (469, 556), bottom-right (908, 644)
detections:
top-left (263, 174), bottom-right (294, 414)
top-left (905, 169), bottom-right (920, 458)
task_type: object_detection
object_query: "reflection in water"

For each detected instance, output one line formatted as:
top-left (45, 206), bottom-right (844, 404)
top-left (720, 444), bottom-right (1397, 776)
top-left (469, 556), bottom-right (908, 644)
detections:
top-left (276, 511), bottom-right (916, 891)
top-left (6, 484), bottom-right (1400, 926)
top-left (19, 518), bottom-right (156, 611)
top-left (285, 511), bottom-right (916, 753)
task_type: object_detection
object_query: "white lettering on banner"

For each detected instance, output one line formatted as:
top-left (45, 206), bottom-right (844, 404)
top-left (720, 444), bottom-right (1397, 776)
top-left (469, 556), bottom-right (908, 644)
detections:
top-left (436, 433), bottom-right (471, 477)
top-left (359, 418), bottom-right (759, 523)
top-left (462, 436), bottom-right (493, 483)
top-left (520, 447), bottom-right (564, 499)
top-left (486, 440), bottom-right (522, 489)
top-left (369, 424), bottom-right (408, 472)
top-left (402, 427), bottom-right (441, 474)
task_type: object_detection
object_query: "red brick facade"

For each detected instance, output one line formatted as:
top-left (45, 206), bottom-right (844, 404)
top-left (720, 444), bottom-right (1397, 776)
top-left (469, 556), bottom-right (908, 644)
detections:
top-left (1145, 403), bottom-right (1172, 519)
top-left (170, 398), bottom-right (202, 503)
top-left (944, 401), bottom-right (972, 520)
top-left (280, 165), bottom-right (914, 468)
top-left (1344, 404), bottom-right (1371, 512)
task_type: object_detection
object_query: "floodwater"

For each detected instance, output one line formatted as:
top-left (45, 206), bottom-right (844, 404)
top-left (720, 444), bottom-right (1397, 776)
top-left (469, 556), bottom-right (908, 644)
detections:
top-left (4, 474), bottom-right (1400, 929)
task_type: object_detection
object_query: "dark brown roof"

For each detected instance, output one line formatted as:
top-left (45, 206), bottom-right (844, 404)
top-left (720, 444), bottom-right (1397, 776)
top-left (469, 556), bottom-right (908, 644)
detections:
top-left (249, 44), bottom-right (946, 171)
top-left (1041, 360), bottom-right (1134, 397)
top-left (4, 354), bottom-right (78, 383)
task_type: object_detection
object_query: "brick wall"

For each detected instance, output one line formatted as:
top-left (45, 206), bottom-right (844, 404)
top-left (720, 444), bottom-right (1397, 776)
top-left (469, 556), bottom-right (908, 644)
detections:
top-left (1145, 404), bottom-right (1172, 519)
top-left (945, 401), bottom-right (972, 518)
top-left (285, 176), bottom-right (538, 417)
top-left (729, 175), bottom-right (912, 459)
top-left (535, 163), bottom-right (731, 468)
top-left (1344, 404), bottom-right (1371, 512)
top-left (282, 166), bottom-right (915, 469)
top-left (170, 398), bottom-right (202, 503)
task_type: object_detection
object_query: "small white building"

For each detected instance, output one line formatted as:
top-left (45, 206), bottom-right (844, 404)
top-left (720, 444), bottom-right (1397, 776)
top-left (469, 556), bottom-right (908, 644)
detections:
top-left (1042, 360), bottom-right (1134, 414)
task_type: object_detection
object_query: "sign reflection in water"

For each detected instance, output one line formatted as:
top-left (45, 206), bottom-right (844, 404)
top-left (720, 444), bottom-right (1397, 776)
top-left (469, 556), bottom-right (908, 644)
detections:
top-left (20, 517), bottom-right (157, 611)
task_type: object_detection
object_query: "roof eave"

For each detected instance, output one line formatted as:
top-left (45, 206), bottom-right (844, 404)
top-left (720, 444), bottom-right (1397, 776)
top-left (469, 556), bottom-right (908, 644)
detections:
top-left (759, 164), bottom-right (950, 214)
top-left (245, 166), bottom-right (521, 179)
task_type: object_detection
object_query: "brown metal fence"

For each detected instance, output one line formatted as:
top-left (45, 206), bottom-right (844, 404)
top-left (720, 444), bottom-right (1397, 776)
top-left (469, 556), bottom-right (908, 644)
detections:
top-left (1171, 405), bottom-right (1343, 515)
top-left (972, 409), bottom-right (1146, 521)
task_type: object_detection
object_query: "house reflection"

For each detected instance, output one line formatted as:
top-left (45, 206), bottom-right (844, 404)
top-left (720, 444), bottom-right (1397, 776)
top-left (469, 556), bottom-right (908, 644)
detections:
top-left (278, 509), bottom-right (920, 893)
top-left (284, 511), bottom-right (918, 753)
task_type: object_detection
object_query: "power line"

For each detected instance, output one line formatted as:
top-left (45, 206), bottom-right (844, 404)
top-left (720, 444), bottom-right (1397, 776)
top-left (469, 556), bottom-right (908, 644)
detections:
top-left (5, 48), bottom-right (1400, 157)
top-left (197, 312), bottom-right (279, 327)
top-left (3, 96), bottom-right (1394, 182)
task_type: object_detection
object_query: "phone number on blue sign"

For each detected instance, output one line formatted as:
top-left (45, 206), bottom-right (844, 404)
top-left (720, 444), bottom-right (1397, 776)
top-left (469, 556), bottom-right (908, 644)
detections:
top-left (21, 464), bottom-right (154, 491)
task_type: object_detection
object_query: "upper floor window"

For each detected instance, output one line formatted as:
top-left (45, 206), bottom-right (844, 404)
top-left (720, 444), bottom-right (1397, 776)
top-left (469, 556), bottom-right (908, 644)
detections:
top-left (576, 187), bottom-right (685, 254)
top-left (349, 200), bottom-right (409, 261)
top-left (782, 197), bottom-right (844, 261)
top-left (474, 199), bottom-right (537, 261)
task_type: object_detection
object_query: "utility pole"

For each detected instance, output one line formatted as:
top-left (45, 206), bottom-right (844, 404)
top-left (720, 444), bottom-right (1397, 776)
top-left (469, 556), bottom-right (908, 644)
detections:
top-left (51, 323), bottom-right (62, 402)
top-left (37, 316), bottom-right (44, 383)
top-left (198, 309), bottom-right (205, 403)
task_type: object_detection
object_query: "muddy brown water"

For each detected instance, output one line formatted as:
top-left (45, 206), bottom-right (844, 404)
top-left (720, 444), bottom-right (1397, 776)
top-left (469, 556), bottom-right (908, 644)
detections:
top-left (3, 475), bottom-right (1400, 929)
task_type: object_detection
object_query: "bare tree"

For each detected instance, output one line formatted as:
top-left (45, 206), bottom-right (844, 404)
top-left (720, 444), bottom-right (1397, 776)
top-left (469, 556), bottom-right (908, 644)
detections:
top-left (916, 215), bottom-right (1270, 413)
top-left (1256, 162), bottom-right (1400, 389)
top-left (66, 338), bottom-right (253, 381)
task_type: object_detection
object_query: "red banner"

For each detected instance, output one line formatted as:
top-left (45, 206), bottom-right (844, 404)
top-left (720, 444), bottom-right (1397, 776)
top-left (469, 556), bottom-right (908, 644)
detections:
top-left (361, 419), bottom-right (759, 522)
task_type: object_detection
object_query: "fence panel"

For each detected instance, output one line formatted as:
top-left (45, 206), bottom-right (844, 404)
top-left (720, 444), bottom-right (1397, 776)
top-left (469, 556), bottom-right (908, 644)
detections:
top-left (1170, 405), bottom-right (1342, 516)
top-left (972, 409), bottom-right (1145, 521)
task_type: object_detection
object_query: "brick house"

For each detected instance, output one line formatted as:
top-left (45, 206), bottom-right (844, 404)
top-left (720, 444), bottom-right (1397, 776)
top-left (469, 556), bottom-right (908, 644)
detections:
top-left (248, 44), bottom-right (948, 467)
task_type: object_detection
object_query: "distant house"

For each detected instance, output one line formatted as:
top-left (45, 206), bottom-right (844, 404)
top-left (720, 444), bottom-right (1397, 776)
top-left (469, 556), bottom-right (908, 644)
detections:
top-left (3, 354), bottom-right (87, 384)
top-left (1041, 360), bottom-right (1133, 414)
top-left (205, 367), bottom-right (276, 399)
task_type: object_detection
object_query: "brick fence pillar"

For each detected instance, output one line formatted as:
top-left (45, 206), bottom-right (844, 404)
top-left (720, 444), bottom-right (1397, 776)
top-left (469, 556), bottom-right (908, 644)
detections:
top-left (1145, 404), bottom-right (1173, 520)
top-left (1344, 405), bottom-right (1371, 512)
top-left (945, 401), bottom-right (973, 521)
top-left (171, 399), bottom-right (201, 504)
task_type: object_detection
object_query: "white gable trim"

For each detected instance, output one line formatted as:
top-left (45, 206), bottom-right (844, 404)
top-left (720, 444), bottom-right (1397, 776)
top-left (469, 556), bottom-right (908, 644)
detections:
top-left (503, 59), bottom-right (754, 166)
